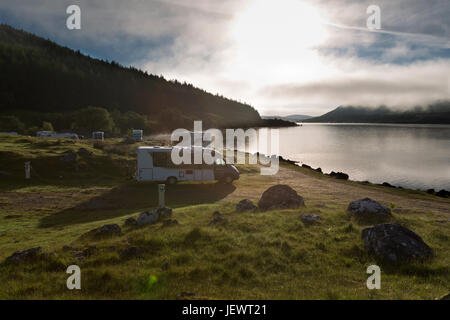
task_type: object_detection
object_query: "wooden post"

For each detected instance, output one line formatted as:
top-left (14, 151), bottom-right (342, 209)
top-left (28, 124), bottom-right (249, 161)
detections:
top-left (25, 161), bottom-right (31, 180)
top-left (158, 184), bottom-right (165, 208)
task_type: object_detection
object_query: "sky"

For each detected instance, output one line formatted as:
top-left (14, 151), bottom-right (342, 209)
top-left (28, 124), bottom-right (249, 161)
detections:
top-left (0, 0), bottom-right (449, 116)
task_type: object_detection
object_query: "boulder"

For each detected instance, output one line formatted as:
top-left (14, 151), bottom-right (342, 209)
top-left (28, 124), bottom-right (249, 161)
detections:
top-left (137, 207), bottom-right (173, 226)
top-left (137, 210), bottom-right (159, 226)
top-left (347, 198), bottom-right (391, 219)
top-left (301, 164), bottom-right (311, 169)
top-left (124, 217), bottom-right (138, 227)
top-left (382, 182), bottom-right (395, 188)
top-left (314, 167), bottom-right (322, 173)
top-left (82, 224), bottom-right (121, 239)
top-left (436, 189), bottom-right (450, 198)
top-left (301, 214), bottom-right (321, 224)
top-left (329, 171), bottom-right (349, 180)
top-left (208, 211), bottom-right (227, 226)
top-left (72, 250), bottom-right (86, 262)
top-left (5, 247), bottom-right (42, 264)
top-left (258, 185), bottom-right (305, 211)
top-left (362, 223), bottom-right (433, 263)
top-left (157, 207), bottom-right (173, 219)
top-left (279, 156), bottom-right (296, 165)
top-left (236, 199), bottom-right (257, 212)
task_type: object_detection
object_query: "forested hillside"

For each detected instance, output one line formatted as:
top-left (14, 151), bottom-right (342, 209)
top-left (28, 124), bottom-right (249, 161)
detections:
top-left (0, 24), bottom-right (262, 133)
top-left (304, 102), bottom-right (450, 124)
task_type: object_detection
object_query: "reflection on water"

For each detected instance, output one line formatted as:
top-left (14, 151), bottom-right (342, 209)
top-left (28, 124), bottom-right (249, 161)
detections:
top-left (245, 123), bottom-right (450, 190)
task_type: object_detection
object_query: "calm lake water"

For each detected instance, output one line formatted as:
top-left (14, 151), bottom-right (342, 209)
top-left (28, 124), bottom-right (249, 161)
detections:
top-left (247, 123), bottom-right (450, 191)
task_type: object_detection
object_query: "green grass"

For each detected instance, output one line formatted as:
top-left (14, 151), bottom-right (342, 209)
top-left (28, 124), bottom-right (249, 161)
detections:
top-left (0, 135), bottom-right (448, 299)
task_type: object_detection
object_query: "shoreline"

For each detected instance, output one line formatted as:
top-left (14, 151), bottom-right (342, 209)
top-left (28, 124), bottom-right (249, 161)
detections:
top-left (278, 155), bottom-right (450, 199)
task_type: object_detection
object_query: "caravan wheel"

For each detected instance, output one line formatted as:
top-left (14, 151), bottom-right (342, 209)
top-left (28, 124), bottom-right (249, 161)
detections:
top-left (167, 177), bottom-right (178, 185)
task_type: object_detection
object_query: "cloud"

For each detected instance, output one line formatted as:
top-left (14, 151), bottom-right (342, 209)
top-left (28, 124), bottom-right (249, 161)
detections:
top-left (0, 0), bottom-right (449, 116)
top-left (259, 59), bottom-right (450, 109)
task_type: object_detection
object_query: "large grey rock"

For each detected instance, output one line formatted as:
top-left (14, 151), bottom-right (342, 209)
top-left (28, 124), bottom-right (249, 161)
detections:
top-left (236, 199), bottom-right (257, 212)
top-left (124, 217), bottom-right (138, 227)
top-left (436, 189), bottom-right (450, 198)
top-left (362, 223), bottom-right (433, 263)
top-left (347, 198), bottom-right (391, 219)
top-left (137, 207), bottom-right (173, 226)
top-left (82, 224), bottom-right (121, 239)
top-left (329, 171), bottom-right (349, 180)
top-left (208, 211), bottom-right (227, 226)
top-left (5, 247), bottom-right (42, 264)
top-left (157, 207), bottom-right (173, 219)
top-left (137, 210), bottom-right (159, 225)
top-left (301, 214), bottom-right (321, 224)
top-left (258, 185), bottom-right (305, 211)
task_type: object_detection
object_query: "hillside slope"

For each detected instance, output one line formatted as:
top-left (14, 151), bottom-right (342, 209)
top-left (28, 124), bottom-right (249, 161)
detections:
top-left (0, 24), bottom-right (261, 130)
top-left (0, 135), bottom-right (448, 299)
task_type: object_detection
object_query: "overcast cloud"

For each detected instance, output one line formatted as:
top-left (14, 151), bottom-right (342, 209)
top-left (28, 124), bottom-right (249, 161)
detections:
top-left (0, 0), bottom-right (449, 116)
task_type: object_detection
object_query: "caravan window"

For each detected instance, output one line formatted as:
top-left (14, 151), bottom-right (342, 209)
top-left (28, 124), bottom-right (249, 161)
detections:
top-left (152, 152), bottom-right (176, 168)
top-left (215, 158), bottom-right (225, 166)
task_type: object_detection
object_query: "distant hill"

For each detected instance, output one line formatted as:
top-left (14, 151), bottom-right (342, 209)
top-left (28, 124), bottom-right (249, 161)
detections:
top-left (304, 102), bottom-right (450, 124)
top-left (262, 114), bottom-right (312, 122)
top-left (0, 24), bottom-right (263, 132)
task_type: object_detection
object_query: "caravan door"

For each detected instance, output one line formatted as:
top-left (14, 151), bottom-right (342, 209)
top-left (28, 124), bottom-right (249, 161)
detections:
top-left (139, 168), bottom-right (153, 181)
top-left (194, 168), bottom-right (203, 181)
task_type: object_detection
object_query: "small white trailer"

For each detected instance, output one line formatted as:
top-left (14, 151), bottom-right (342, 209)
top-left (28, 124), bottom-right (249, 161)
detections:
top-left (0, 132), bottom-right (18, 136)
top-left (36, 131), bottom-right (79, 139)
top-left (135, 146), bottom-right (239, 184)
top-left (133, 129), bottom-right (143, 142)
top-left (92, 131), bottom-right (105, 140)
top-left (36, 131), bottom-right (54, 137)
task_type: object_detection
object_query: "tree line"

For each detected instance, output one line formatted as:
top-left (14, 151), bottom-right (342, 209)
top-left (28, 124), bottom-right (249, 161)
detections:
top-left (0, 24), bottom-right (263, 134)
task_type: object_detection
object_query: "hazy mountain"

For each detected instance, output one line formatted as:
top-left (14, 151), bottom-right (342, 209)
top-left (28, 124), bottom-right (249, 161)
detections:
top-left (0, 24), bottom-right (262, 131)
top-left (262, 114), bottom-right (312, 122)
top-left (304, 103), bottom-right (450, 124)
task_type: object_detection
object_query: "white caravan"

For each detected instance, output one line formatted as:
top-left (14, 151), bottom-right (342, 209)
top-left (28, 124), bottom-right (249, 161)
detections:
top-left (92, 131), bottom-right (104, 140)
top-left (36, 131), bottom-right (79, 139)
top-left (133, 129), bottom-right (143, 142)
top-left (135, 146), bottom-right (239, 184)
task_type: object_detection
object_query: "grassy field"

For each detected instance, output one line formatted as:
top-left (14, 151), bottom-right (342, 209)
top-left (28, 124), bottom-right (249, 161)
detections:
top-left (0, 135), bottom-right (448, 299)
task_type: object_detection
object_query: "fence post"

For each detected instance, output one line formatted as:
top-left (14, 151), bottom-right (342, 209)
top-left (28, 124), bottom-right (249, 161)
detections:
top-left (25, 161), bottom-right (31, 179)
top-left (158, 184), bottom-right (165, 208)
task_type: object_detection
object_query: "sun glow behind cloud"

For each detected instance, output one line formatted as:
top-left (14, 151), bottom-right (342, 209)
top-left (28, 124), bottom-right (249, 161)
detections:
top-left (2, 0), bottom-right (449, 116)
top-left (226, 0), bottom-right (330, 86)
